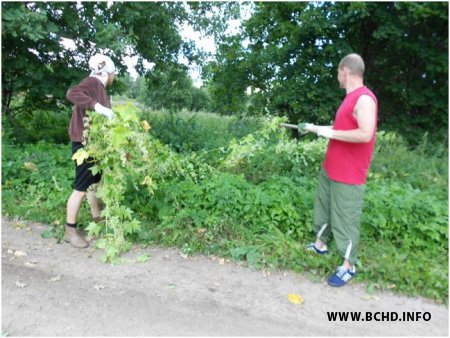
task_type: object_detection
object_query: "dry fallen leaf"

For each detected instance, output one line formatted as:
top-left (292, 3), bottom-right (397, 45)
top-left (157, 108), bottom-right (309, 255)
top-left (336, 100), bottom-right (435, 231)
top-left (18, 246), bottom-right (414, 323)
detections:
top-left (49, 275), bottom-right (61, 283)
top-left (14, 250), bottom-right (27, 257)
top-left (15, 281), bottom-right (26, 288)
top-left (218, 258), bottom-right (225, 265)
top-left (13, 222), bottom-right (27, 229)
top-left (363, 295), bottom-right (381, 301)
top-left (24, 262), bottom-right (37, 268)
top-left (288, 293), bottom-right (304, 305)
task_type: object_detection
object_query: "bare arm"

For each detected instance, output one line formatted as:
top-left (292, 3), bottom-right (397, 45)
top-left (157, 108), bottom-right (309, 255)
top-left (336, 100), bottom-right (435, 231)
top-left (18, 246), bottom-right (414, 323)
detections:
top-left (307, 95), bottom-right (376, 143)
top-left (331, 95), bottom-right (377, 143)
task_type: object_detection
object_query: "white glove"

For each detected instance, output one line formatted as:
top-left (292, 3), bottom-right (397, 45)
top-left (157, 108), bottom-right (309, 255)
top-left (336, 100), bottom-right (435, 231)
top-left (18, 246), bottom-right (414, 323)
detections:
top-left (301, 123), bottom-right (316, 133)
top-left (317, 126), bottom-right (334, 139)
top-left (94, 103), bottom-right (115, 119)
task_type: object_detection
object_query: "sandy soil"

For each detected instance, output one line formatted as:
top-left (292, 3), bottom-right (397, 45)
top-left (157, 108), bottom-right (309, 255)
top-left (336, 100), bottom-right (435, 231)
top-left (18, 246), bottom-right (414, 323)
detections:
top-left (1, 218), bottom-right (448, 336)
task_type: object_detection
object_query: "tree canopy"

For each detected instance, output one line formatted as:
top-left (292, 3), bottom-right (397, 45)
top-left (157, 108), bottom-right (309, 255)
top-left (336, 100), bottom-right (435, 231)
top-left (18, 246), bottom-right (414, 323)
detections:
top-left (203, 2), bottom-right (448, 138)
top-left (2, 1), bottom-right (192, 115)
top-left (2, 1), bottom-right (448, 141)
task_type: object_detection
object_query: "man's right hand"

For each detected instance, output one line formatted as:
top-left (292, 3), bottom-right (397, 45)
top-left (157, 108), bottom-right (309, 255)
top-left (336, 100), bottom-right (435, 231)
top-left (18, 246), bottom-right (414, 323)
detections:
top-left (94, 103), bottom-right (115, 119)
top-left (299, 122), bottom-right (315, 134)
top-left (299, 123), bottom-right (334, 138)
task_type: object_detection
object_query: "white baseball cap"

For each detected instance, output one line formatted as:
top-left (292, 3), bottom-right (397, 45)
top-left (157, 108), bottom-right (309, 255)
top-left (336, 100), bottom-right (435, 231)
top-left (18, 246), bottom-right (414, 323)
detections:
top-left (88, 53), bottom-right (116, 74)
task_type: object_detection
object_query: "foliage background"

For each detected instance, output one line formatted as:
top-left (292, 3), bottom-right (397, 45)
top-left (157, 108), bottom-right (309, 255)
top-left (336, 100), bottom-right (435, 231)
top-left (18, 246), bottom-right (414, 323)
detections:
top-left (2, 2), bottom-right (448, 303)
top-left (2, 2), bottom-right (448, 145)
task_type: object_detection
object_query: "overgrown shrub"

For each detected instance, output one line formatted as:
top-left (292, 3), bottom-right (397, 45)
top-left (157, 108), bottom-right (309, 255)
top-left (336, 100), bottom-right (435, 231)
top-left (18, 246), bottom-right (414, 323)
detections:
top-left (2, 106), bottom-right (448, 302)
top-left (141, 109), bottom-right (264, 152)
top-left (3, 109), bottom-right (71, 144)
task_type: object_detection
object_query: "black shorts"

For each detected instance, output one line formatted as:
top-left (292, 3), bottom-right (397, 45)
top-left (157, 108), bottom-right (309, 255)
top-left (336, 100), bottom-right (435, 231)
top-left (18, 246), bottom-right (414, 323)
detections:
top-left (72, 142), bottom-right (101, 192)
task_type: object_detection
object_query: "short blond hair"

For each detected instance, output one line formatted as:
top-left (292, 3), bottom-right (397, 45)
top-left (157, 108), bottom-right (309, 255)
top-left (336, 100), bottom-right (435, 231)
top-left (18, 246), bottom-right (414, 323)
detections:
top-left (339, 53), bottom-right (365, 77)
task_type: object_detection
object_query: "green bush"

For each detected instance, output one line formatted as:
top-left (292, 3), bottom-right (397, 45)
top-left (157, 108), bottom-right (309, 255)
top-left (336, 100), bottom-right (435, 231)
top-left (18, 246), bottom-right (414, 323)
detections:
top-left (2, 142), bottom-right (73, 226)
top-left (141, 109), bottom-right (264, 152)
top-left (3, 109), bottom-right (70, 144)
top-left (2, 109), bottom-right (448, 303)
top-left (371, 131), bottom-right (448, 196)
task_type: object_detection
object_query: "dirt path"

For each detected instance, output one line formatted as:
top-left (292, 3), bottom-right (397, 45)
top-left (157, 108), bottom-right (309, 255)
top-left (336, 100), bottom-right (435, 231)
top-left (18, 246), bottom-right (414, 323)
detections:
top-left (1, 218), bottom-right (448, 336)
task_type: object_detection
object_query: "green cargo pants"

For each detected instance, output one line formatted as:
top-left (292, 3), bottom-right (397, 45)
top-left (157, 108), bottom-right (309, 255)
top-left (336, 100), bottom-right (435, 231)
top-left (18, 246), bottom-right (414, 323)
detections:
top-left (313, 167), bottom-right (365, 265)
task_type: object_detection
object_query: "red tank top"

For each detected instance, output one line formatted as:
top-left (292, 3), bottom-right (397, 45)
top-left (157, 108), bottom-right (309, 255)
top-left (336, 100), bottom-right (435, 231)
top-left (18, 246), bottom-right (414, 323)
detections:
top-left (323, 86), bottom-right (378, 185)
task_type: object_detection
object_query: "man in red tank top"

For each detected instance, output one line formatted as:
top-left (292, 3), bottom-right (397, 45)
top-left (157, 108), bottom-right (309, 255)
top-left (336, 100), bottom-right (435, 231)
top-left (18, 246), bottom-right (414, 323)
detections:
top-left (304, 53), bottom-right (378, 287)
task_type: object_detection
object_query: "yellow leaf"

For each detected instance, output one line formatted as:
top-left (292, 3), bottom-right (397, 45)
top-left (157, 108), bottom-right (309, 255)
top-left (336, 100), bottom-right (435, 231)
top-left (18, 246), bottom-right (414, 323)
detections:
top-left (23, 162), bottom-right (38, 171)
top-left (142, 120), bottom-right (151, 132)
top-left (363, 295), bottom-right (381, 301)
top-left (72, 148), bottom-right (89, 166)
top-left (141, 175), bottom-right (153, 187)
top-left (288, 293), bottom-right (304, 304)
top-left (13, 222), bottom-right (26, 229)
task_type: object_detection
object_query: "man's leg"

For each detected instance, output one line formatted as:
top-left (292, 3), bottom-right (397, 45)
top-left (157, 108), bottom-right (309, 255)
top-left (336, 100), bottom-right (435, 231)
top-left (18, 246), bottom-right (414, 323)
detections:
top-left (65, 189), bottom-right (89, 248)
top-left (67, 190), bottom-right (86, 223)
top-left (328, 181), bottom-right (365, 286)
top-left (310, 167), bottom-right (333, 252)
top-left (86, 186), bottom-right (102, 220)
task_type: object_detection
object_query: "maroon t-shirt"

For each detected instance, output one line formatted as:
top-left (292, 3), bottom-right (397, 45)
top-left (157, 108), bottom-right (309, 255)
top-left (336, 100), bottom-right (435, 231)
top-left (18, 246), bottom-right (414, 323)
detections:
top-left (66, 76), bottom-right (111, 142)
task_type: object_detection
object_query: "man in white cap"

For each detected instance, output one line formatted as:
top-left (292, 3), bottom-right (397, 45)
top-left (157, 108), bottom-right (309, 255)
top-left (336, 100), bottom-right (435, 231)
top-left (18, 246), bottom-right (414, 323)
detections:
top-left (64, 53), bottom-right (116, 248)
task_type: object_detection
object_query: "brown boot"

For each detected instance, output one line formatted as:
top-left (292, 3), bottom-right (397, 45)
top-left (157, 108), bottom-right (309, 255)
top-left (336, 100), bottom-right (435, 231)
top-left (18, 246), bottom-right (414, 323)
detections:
top-left (64, 226), bottom-right (89, 248)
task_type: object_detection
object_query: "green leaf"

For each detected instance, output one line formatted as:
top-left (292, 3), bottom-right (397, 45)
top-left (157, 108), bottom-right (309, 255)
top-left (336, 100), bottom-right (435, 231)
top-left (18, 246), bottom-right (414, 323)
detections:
top-left (367, 283), bottom-right (375, 296)
top-left (41, 227), bottom-right (54, 239)
top-left (136, 254), bottom-right (151, 263)
top-left (111, 126), bottom-right (130, 148)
